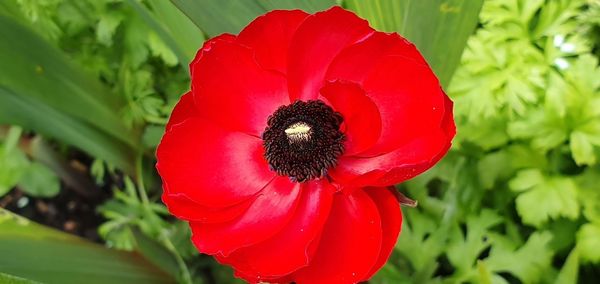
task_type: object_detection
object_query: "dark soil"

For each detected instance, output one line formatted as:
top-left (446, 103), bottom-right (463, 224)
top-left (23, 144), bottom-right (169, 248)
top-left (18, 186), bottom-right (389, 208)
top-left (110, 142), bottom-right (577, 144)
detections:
top-left (0, 129), bottom-right (126, 241)
top-left (0, 185), bottom-right (108, 242)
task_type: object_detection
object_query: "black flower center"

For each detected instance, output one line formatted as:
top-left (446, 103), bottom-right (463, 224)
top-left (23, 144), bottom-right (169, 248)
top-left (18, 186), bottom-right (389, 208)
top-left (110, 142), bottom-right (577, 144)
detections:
top-left (262, 100), bottom-right (345, 182)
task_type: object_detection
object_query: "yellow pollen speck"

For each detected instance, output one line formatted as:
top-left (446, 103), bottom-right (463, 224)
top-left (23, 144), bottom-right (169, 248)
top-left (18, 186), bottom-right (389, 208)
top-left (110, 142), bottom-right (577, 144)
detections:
top-left (285, 122), bottom-right (311, 135)
top-left (285, 122), bottom-right (311, 142)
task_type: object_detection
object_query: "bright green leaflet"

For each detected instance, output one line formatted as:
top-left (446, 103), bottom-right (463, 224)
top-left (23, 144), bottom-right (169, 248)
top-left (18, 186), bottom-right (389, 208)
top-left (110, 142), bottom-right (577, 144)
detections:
top-left (127, 0), bottom-right (205, 66)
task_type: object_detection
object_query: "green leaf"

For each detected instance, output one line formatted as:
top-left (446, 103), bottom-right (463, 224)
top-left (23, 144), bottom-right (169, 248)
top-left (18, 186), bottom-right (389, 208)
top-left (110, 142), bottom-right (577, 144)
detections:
top-left (576, 222), bottom-right (600, 263)
top-left (96, 12), bottom-right (123, 46)
top-left (142, 125), bottom-right (165, 149)
top-left (447, 210), bottom-right (502, 272)
top-left (344, 0), bottom-right (484, 88)
top-left (170, 0), bottom-right (336, 38)
top-left (128, 0), bottom-right (204, 66)
top-left (477, 150), bottom-right (511, 189)
top-left (576, 168), bottom-right (600, 222)
top-left (508, 169), bottom-right (544, 192)
top-left (170, 0), bottom-right (265, 36)
top-left (259, 0), bottom-right (337, 11)
top-left (0, 87), bottom-right (135, 174)
top-left (458, 116), bottom-right (511, 150)
top-left (485, 231), bottom-right (554, 283)
top-left (0, 272), bottom-right (39, 284)
top-left (0, 208), bottom-right (174, 284)
top-left (0, 14), bottom-right (137, 173)
top-left (570, 131), bottom-right (596, 165)
top-left (17, 162), bottom-right (60, 198)
top-left (147, 32), bottom-right (179, 66)
top-left (130, 229), bottom-right (180, 280)
top-left (0, 128), bottom-right (29, 196)
top-left (508, 109), bottom-right (568, 152)
top-left (370, 262), bottom-right (411, 284)
top-left (396, 209), bottom-right (448, 281)
top-left (510, 172), bottom-right (579, 227)
top-left (554, 248), bottom-right (579, 284)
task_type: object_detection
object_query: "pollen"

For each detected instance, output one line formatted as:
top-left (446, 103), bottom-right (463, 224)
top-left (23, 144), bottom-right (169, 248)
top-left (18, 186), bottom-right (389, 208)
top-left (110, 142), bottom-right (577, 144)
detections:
top-left (285, 122), bottom-right (312, 142)
top-left (262, 100), bottom-right (345, 182)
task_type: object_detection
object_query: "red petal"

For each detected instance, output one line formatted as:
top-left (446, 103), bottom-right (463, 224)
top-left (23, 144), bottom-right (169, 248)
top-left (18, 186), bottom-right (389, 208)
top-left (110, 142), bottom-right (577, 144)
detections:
top-left (441, 92), bottom-right (457, 140)
top-left (287, 6), bottom-right (373, 101)
top-left (165, 92), bottom-right (196, 132)
top-left (156, 117), bottom-right (274, 208)
top-left (330, 127), bottom-right (451, 187)
top-left (320, 81), bottom-right (381, 156)
top-left (217, 180), bottom-right (335, 279)
top-left (328, 90), bottom-right (454, 187)
top-left (189, 33), bottom-right (236, 77)
top-left (325, 32), bottom-right (428, 83)
top-left (237, 10), bottom-right (309, 74)
top-left (363, 187), bottom-right (402, 279)
top-left (161, 182), bottom-right (255, 223)
top-left (190, 40), bottom-right (289, 137)
top-left (326, 32), bottom-right (445, 156)
top-left (364, 57), bottom-right (445, 156)
top-left (292, 190), bottom-right (382, 284)
top-left (190, 176), bottom-right (302, 256)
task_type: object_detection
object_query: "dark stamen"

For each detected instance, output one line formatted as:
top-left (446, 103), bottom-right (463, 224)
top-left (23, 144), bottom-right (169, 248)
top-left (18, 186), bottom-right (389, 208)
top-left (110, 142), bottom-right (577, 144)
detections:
top-left (262, 100), bottom-right (345, 182)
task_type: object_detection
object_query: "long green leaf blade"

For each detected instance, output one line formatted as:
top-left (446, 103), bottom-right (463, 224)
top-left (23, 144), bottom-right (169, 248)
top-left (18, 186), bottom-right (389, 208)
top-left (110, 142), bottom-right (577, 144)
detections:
top-left (257, 0), bottom-right (337, 13)
top-left (169, 0), bottom-right (337, 37)
top-left (170, 0), bottom-right (265, 36)
top-left (0, 209), bottom-right (174, 284)
top-left (0, 87), bottom-right (134, 173)
top-left (0, 272), bottom-right (40, 284)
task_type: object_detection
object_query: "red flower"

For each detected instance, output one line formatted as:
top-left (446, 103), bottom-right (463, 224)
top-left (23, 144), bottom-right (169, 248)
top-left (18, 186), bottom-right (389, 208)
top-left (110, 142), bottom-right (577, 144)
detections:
top-left (156, 6), bottom-right (454, 284)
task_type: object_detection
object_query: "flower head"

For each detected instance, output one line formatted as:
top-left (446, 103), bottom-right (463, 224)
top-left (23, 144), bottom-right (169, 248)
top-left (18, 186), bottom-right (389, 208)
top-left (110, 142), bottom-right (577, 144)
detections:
top-left (157, 6), bottom-right (455, 283)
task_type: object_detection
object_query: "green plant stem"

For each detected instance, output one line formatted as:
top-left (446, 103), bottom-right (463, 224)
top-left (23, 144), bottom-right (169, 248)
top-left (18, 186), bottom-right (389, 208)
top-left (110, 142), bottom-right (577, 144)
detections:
top-left (135, 154), bottom-right (150, 208)
top-left (134, 154), bottom-right (191, 283)
top-left (161, 233), bottom-right (192, 284)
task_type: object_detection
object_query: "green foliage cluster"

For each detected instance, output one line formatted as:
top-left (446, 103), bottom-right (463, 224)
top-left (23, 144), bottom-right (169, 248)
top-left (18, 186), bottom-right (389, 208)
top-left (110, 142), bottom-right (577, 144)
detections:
top-left (0, 0), bottom-right (599, 283)
top-left (373, 0), bottom-right (600, 283)
top-left (0, 127), bottom-right (59, 198)
top-left (0, 0), bottom-right (209, 282)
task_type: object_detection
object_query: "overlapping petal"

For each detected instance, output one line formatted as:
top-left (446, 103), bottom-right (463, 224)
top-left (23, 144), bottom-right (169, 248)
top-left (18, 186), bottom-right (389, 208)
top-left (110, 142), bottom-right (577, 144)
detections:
top-left (189, 33), bottom-right (236, 77)
top-left (287, 6), bottom-right (373, 101)
top-left (156, 117), bottom-right (274, 208)
top-left (359, 56), bottom-right (446, 156)
top-left (320, 81), bottom-right (381, 156)
top-left (161, 182), bottom-right (256, 223)
top-left (190, 39), bottom-right (289, 137)
top-left (364, 187), bottom-right (402, 279)
top-left (325, 32), bottom-right (428, 82)
top-left (329, 94), bottom-right (455, 187)
top-left (216, 180), bottom-right (335, 280)
top-left (292, 190), bottom-right (383, 283)
top-left (190, 176), bottom-right (301, 256)
top-left (165, 92), bottom-right (196, 132)
top-left (326, 33), bottom-right (446, 156)
top-left (237, 9), bottom-right (309, 74)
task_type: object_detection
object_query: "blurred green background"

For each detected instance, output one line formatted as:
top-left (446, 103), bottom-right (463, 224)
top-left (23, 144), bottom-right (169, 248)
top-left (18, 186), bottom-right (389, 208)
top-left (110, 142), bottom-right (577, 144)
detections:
top-left (1, 0), bottom-right (599, 283)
